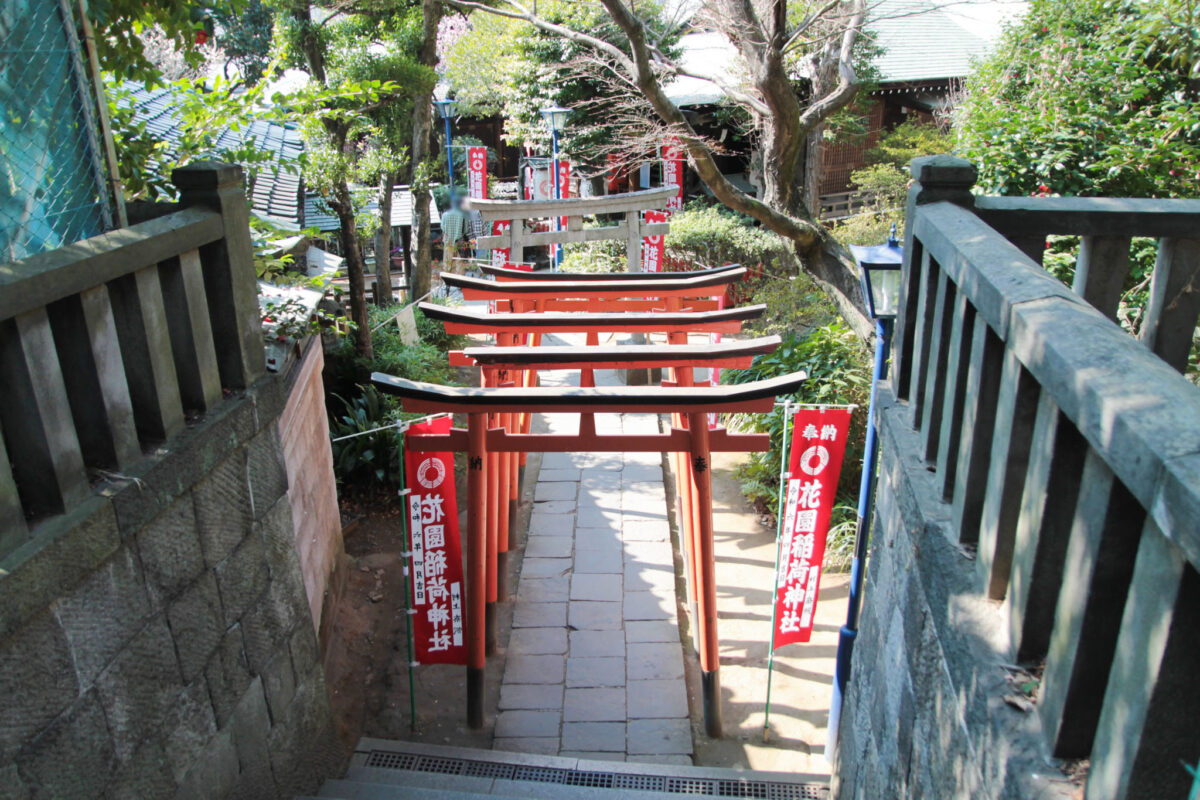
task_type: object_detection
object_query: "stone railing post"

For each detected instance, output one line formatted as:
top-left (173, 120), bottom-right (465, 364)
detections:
top-left (894, 155), bottom-right (977, 402)
top-left (174, 162), bottom-right (265, 390)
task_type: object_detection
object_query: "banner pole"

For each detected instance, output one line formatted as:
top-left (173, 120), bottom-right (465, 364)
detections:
top-left (397, 425), bottom-right (419, 731)
top-left (762, 401), bottom-right (793, 742)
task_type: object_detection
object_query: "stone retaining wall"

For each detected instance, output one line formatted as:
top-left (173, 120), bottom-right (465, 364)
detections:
top-left (832, 386), bottom-right (1065, 800)
top-left (0, 375), bottom-right (340, 799)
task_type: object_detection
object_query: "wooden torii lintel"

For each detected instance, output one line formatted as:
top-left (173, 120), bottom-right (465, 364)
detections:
top-left (480, 262), bottom-right (742, 282)
top-left (440, 268), bottom-right (747, 302)
top-left (372, 372), bottom-right (807, 737)
top-left (417, 302), bottom-right (766, 336)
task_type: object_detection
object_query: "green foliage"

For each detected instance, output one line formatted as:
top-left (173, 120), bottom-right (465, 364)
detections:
top-left (744, 272), bottom-right (839, 337)
top-left (560, 239), bottom-right (627, 273)
top-left (724, 323), bottom-right (871, 556)
top-left (955, 0), bottom-right (1200, 198)
top-left (664, 204), bottom-right (791, 272)
top-left (867, 120), bottom-right (953, 170)
top-left (211, 0), bottom-right (274, 83)
top-left (443, 2), bottom-right (679, 167)
top-left (329, 386), bottom-right (402, 486)
top-left (326, 301), bottom-right (464, 487)
top-left (87, 0), bottom-right (228, 82)
top-left (830, 122), bottom-right (947, 249)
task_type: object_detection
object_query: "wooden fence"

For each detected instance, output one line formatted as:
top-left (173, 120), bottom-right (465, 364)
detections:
top-left (471, 186), bottom-right (674, 272)
top-left (892, 156), bottom-right (1200, 799)
top-left (0, 162), bottom-right (265, 556)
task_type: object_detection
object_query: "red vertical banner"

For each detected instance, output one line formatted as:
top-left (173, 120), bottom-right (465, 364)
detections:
top-left (772, 408), bottom-right (853, 647)
top-left (641, 209), bottom-right (667, 273)
top-left (662, 137), bottom-right (684, 213)
top-left (467, 146), bottom-right (488, 199)
top-left (405, 417), bottom-right (467, 665)
top-left (490, 220), bottom-right (511, 267)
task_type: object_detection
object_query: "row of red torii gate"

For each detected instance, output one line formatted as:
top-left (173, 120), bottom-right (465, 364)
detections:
top-left (373, 190), bottom-right (807, 737)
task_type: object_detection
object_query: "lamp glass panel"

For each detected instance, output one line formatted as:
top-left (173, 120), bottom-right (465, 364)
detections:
top-left (868, 266), bottom-right (902, 318)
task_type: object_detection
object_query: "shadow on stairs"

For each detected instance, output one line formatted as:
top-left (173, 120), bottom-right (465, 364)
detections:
top-left (301, 739), bottom-right (830, 799)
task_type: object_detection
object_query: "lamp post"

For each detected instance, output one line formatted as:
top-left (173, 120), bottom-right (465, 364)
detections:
top-left (827, 225), bottom-right (903, 761)
top-left (434, 97), bottom-right (459, 203)
top-left (539, 104), bottom-right (571, 268)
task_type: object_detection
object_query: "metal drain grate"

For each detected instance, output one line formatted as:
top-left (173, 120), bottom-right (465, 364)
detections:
top-left (362, 749), bottom-right (830, 798)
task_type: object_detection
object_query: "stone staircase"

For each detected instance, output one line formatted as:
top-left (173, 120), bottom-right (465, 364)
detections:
top-left (302, 739), bottom-right (830, 800)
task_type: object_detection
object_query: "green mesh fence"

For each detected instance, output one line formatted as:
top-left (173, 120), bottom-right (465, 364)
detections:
top-left (0, 0), bottom-right (111, 262)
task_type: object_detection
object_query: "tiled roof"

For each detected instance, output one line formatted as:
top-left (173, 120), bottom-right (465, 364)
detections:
top-left (120, 84), bottom-right (437, 231)
top-left (867, 0), bottom-right (991, 83)
top-left (302, 189), bottom-right (438, 233)
top-left (122, 84), bottom-right (305, 227)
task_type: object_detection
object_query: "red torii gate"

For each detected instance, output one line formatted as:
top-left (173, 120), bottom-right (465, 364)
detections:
top-left (372, 373), bottom-right (807, 737)
top-left (427, 300), bottom-right (766, 651)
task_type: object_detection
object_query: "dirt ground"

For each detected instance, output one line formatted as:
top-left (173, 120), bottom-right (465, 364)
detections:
top-left (320, 438), bottom-right (843, 775)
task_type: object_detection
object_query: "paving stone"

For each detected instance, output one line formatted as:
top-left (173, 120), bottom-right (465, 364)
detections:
top-left (528, 513), bottom-right (575, 535)
top-left (627, 644), bottom-right (685, 681)
top-left (576, 508), bottom-right (621, 528)
top-left (622, 519), bottom-right (671, 541)
top-left (624, 591), bottom-right (676, 621)
top-left (570, 574), bottom-right (622, 602)
top-left (569, 629), bottom-right (625, 659)
top-left (566, 657), bottom-right (626, 688)
top-left (563, 688), bottom-right (625, 722)
top-left (561, 722), bottom-right (626, 752)
top-left (517, 577), bottom-right (568, 603)
top-left (626, 621), bottom-right (680, 643)
top-left (624, 541), bottom-right (674, 567)
top-left (628, 755), bottom-right (693, 766)
top-left (525, 536), bottom-right (574, 559)
top-left (580, 470), bottom-right (621, 488)
top-left (521, 558), bottom-right (572, 579)
top-left (513, 602), bottom-right (567, 628)
top-left (499, 684), bottom-right (564, 710)
top-left (622, 465), bottom-right (665, 483)
top-left (540, 453), bottom-right (580, 470)
top-left (624, 565), bottom-right (675, 593)
top-left (508, 627), bottom-right (568, 655)
top-left (568, 601), bottom-right (622, 631)
top-left (561, 751), bottom-right (626, 762)
top-left (494, 738), bottom-right (560, 755)
top-left (573, 528), bottom-right (623, 553)
top-left (623, 451), bottom-right (662, 467)
top-left (535, 482), bottom-right (578, 502)
top-left (574, 549), bottom-right (623, 574)
top-left (626, 679), bottom-right (689, 719)
top-left (627, 718), bottom-right (693, 755)
top-left (575, 494), bottom-right (621, 512)
top-left (504, 655), bottom-right (566, 685)
top-left (495, 710), bottom-right (561, 738)
top-left (538, 469), bottom-right (581, 482)
top-left (532, 500), bottom-right (577, 516)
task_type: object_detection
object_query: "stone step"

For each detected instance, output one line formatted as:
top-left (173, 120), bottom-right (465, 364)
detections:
top-left (334, 737), bottom-right (829, 799)
top-left (317, 776), bottom-right (497, 799)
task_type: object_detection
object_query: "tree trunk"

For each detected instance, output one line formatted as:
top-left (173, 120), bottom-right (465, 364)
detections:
top-left (334, 186), bottom-right (373, 358)
top-left (375, 172), bottom-right (394, 306)
top-left (409, 0), bottom-right (442, 302)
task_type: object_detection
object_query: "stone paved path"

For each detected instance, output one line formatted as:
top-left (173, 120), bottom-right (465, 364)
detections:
top-left (493, 364), bottom-right (694, 764)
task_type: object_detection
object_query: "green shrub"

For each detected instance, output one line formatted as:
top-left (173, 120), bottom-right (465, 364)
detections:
top-left (325, 301), bottom-right (466, 488)
top-left (329, 386), bottom-right (402, 486)
top-left (561, 239), bottom-right (626, 273)
top-left (664, 204), bottom-right (791, 272)
top-left (724, 323), bottom-right (871, 570)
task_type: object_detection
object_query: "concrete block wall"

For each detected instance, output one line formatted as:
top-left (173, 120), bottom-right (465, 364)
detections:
top-left (832, 386), bottom-right (1064, 800)
top-left (0, 376), bottom-right (341, 800)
